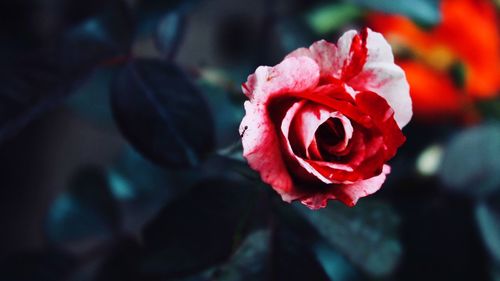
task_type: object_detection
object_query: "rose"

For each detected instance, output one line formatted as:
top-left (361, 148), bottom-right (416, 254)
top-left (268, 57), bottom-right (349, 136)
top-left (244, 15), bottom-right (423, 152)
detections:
top-left (239, 28), bottom-right (412, 210)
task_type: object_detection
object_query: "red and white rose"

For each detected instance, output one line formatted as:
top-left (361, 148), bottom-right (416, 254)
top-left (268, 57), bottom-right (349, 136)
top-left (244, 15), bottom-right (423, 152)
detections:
top-left (239, 28), bottom-right (412, 210)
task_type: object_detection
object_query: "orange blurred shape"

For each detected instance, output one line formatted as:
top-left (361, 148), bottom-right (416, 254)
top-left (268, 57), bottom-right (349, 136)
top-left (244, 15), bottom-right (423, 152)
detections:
top-left (368, 0), bottom-right (500, 121)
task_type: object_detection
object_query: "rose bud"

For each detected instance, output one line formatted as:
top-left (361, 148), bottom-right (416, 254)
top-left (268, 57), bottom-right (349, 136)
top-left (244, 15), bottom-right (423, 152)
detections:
top-left (239, 28), bottom-right (412, 210)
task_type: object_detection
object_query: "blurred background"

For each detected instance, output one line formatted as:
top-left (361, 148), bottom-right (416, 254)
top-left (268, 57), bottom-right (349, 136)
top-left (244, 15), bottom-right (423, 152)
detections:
top-left (0, 0), bottom-right (499, 280)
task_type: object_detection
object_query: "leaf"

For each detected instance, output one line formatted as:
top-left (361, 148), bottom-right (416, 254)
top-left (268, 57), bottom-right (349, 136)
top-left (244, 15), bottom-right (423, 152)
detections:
top-left (306, 3), bottom-right (363, 35)
top-left (439, 124), bottom-right (500, 197)
top-left (348, 0), bottom-right (441, 26)
top-left (0, 50), bottom-right (87, 142)
top-left (0, 1), bottom-right (132, 143)
top-left (45, 166), bottom-right (121, 246)
top-left (60, 0), bottom-right (133, 71)
top-left (154, 9), bottom-right (187, 59)
top-left (295, 200), bottom-right (402, 277)
top-left (94, 181), bottom-right (330, 281)
top-left (66, 67), bottom-right (116, 127)
top-left (134, 0), bottom-right (198, 38)
top-left (270, 222), bottom-right (331, 281)
top-left (197, 79), bottom-right (245, 148)
top-left (107, 145), bottom-right (199, 232)
top-left (213, 230), bottom-right (271, 281)
top-left (139, 178), bottom-right (263, 279)
top-left (210, 222), bottom-right (330, 281)
top-left (111, 59), bottom-right (215, 168)
top-left (476, 199), bottom-right (500, 264)
top-left (313, 241), bottom-right (361, 281)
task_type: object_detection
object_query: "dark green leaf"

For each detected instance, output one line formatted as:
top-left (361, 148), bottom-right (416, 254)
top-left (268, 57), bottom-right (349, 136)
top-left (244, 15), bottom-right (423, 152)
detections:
top-left (66, 67), bottom-right (115, 126)
top-left (313, 242), bottom-right (361, 281)
top-left (197, 79), bottom-right (245, 148)
top-left (0, 50), bottom-right (88, 142)
top-left (0, 1), bottom-right (132, 143)
top-left (154, 10), bottom-right (187, 59)
top-left (45, 166), bottom-right (121, 245)
top-left (476, 199), bottom-right (500, 264)
top-left (270, 221), bottom-right (331, 281)
top-left (210, 224), bottom-right (331, 281)
top-left (439, 124), bottom-right (500, 197)
top-left (213, 230), bottom-right (271, 281)
top-left (139, 178), bottom-right (263, 279)
top-left (108, 145), bottom-right (198, 232)
top-left (134, 0), bottom-right (198, 38)
top-left (295, 200), bottom-right (402, 277)
top-left (61, 0), bottom-right (133, 71)
top-left (111, 59), bottom-right (215, 168)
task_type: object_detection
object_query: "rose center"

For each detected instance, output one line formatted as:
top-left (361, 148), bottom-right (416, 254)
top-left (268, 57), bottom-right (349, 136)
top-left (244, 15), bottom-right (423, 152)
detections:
top-left (315, 118), bottom-right (345, 154)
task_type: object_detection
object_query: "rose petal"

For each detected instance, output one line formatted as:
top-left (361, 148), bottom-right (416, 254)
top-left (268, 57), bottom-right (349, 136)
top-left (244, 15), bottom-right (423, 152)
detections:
top-left (300, 165), bottom-right (390, 209)
top-left (291, 103), bottom-right (353, 159)
top-left (240, 101), bottom-right (301, 202)
top-left (287, 29), bottom-right (412, 128)
top-left (280, 101), bottom-right (333, 184)
top-left (286, 40), bottom-right (339, 79)
top-left (241, 56), bottom-right (320, 104)
top-left (334, 164), bottom-right (391, 207)
top-left (348, 29), bottom-right (412, 128)
top-left (334, 30), bottom-right (360, 79)
top-left (355, 91), bottom-right (406, 160)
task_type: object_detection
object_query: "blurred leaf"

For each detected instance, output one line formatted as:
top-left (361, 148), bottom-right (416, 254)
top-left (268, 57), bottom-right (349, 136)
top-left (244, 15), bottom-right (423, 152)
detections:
top-left (209, 223), bottom-right (331, 281)
top-left (95, 181), bottom-right (330, 281)
top-left (108, 145), bottom-right (199, 232)
top-left (66, 67), bottom-right (115, 126)
top-left (270, 221), bottom-right (331, 281)
top-left (111, 59), bottom-right (215, 168)
top-left (197, 79), bottom-right (245, 148)
top-left (45, 166), bottom-right (121, 246)
top-left (134, 0), bottom-right (197, 38)
top-left (0, 51), bottom-right (86, 141)
top-left (348, 0), bottom-right (441, 26)
top-left (154, 9), bottom-right (187, 59)
top-left (0, 249), bottom-right (77, 281)
top-left (139, 178), bottom-right (263, 279)
top-left (306, 3), bottom-right (363, 34)
top-left (213, 230), bottom-right (271, 281)
top-left (61, 0), bottom-right (133, 71)
top-left (439, 124), bottom-right (500, 197)
top-left (295, 200), bottom-right (402, 277)
top-left (476, 199), bottom-right (500, 264)
top-left (0, 1), bottom-right (133, 143)
top-left (313, 242), bottom-right (361, 281)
